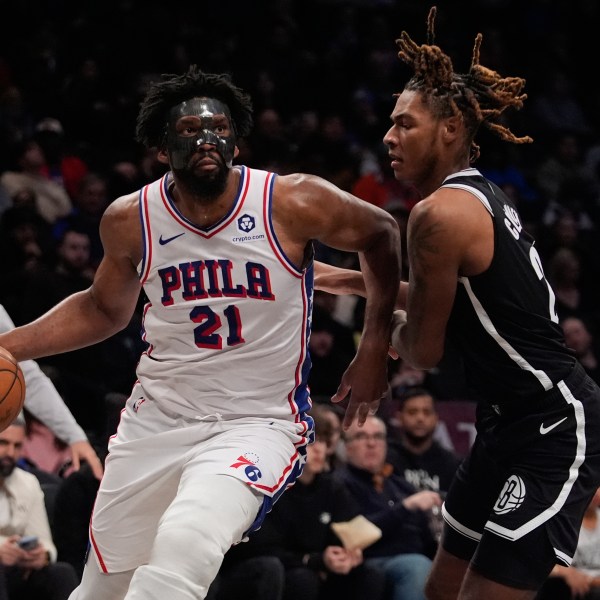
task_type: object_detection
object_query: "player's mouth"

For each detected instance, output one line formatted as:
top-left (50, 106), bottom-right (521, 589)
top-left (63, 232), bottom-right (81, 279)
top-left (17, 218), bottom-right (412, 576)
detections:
top-left (193, 155), bottom-right (220, 170)
top-left (389, 154), bottom-right (402, 169)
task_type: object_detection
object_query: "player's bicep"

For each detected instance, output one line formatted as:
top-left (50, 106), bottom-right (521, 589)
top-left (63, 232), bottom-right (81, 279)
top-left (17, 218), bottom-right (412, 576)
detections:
top-left (404, 202), bottom-right (461, 367)
top-left (88, 200), bottom-right (142, 326)
top-left (318, 192), bottom-right (395, 253)
top-left (279, 175), bottom-right (396, 253)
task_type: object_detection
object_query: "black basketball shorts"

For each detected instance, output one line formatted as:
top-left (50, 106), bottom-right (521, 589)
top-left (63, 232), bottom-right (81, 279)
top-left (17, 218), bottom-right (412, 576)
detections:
top-left (441, 363), bottom-right (600, 589)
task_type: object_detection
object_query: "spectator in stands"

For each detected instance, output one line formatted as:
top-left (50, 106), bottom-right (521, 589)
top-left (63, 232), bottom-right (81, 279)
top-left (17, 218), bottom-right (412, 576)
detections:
top-left (309, 402), bottom-right (346, 472)
top-left (562, 316), bottom-right (600, 385)
top-left (52, 172), bottom-right (111, 270)
top-left (0, 204), bottom-right (55, 320)
top-left (33, 117), bottom-right (89, 201)
top-left (336, 415), bottom-right (441, 600)
top-left (535, 133), bottom-right (597, 208)
top-left (529, 71), bottom-right (593, 138)
top-left (18, 226), bottom-right (139, 445)
top-left (254, 409), bottom-right (385, 600)
top-left (546, 247), bottom-right (600, 326)
top-left (0, 139), bottom-right (72, 225)
top-left (387, 387), bottom-right (462, 496)
top-left (0, 415), bottom-right (79, 599)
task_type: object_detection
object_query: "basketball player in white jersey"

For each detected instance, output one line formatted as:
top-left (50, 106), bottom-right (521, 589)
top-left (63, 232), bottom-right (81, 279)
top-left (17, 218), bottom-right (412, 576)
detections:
top-left (0, 66), bottom-right (400, 599)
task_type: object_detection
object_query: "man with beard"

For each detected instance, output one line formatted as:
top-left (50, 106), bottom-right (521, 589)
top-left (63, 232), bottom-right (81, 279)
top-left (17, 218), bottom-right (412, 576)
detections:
top-left (0, 414), bottom-right (78, 599)
top-left (0, 66), bottom-right (400, 600)
top-left (387, 388), bottom-right (462, 497)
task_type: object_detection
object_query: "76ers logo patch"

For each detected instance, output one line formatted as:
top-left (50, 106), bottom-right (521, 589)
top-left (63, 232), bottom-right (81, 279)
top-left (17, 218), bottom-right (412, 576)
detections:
top-left (493, 474), bottom-right (526, 514)
top-left (230, 453), bottom-right (263, 482)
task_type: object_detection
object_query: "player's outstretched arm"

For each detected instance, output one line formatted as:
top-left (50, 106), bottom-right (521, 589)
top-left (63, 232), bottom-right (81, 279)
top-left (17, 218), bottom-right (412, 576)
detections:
top-left (314, 261), bottom-right (408, 309)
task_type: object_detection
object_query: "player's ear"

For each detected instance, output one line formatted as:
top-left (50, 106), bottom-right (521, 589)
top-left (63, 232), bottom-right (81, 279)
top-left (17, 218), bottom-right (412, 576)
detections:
top-left (233, 145), bottom-right (240, 160)
top-left (157, 148), bottom-right (170, 165)
top-left (442, 114), bottom-right (462, 143)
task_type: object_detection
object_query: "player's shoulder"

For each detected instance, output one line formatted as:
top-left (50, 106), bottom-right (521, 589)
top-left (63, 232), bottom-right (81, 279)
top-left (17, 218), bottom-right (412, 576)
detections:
top-left (274, 171), bottom-right (327, 194)
top-left (99, 190), bottom-right (143, 258)
top-left (101, 190), bottom-right (140, 225)
top-left (416, 181), bottom-right (490, 225)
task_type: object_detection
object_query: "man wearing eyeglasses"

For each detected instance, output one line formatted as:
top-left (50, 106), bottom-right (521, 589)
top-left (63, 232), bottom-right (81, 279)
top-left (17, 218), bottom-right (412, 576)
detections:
top-left (335, 415), bottom-right (443, 600)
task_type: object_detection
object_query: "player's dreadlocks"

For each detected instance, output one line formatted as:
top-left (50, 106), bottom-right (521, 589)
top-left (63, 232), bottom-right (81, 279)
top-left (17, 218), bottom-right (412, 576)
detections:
top-left (136, 65), bottom-right (253, 149)
top-left (396, 6), bottom-right (532, 162)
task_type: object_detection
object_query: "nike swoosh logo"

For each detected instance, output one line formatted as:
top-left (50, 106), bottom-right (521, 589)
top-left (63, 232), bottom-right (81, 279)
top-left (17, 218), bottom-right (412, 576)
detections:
top-left (159, 232), bottom-right (185, 245)
top-left (539, 416), bottom-right (568, 435)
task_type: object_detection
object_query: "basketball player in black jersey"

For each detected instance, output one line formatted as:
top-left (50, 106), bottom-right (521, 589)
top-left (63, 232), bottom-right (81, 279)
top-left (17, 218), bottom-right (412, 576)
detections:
top-left (315, 6), bottom-right (600, 600)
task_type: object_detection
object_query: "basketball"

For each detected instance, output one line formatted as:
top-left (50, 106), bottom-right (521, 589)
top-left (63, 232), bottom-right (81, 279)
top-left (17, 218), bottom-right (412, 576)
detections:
top-left (0, 347), bottom-right (26, 433)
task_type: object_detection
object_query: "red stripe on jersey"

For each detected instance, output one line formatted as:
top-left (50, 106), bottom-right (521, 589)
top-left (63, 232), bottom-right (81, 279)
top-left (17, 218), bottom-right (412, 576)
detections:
top-left (139, 182), bottom-right (155, 284)
top-left (262, 172), bottom-right (303, 278)
top-left (158, 168), bottom-right (251, 238)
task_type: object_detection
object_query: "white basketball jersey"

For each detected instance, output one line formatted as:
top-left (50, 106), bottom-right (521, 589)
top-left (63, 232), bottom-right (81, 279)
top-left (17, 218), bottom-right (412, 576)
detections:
top-left (136, 166), bottom-right (313, 422)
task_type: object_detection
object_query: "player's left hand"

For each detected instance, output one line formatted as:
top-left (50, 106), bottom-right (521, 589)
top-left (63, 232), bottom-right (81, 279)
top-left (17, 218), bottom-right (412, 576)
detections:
top-left (332, 343), bottom-right (389, 429)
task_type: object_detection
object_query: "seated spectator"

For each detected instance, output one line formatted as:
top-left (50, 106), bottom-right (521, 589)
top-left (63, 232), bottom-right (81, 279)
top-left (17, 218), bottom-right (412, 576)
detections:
top-left (309, 402), bottom-right (346, 471)
top-left (546, 247), bottom-right (600, 325)
top-left (52, 172), bottom-right (111, 270)
top-left (0, 205), bottom-right (55, 320)
top-left (18, 226), bottom-right (141, 443)
top-left (264, 409), bottom-right (385, 600)
top-left (561, 316), bottom-right (600, 385)
top-left (21, 415), bottom-right (72, 479)
top-left (387, 387), bottom-right (462, 496)
top-left (386, 388), bottom-right (463, 543)
top-left (536, 487), bottom-right (600, 600)
top-left (0, 415), bottom-right (79, 599)
top-left (336, 415), bottom-right (442, 600)
top-left (0, 138), bottom-right (72, 225)
top-left (33, 117), bottom-right (89, 201)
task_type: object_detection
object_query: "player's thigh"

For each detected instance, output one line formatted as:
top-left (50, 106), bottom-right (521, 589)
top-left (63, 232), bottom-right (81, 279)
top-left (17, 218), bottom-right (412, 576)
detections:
top-left (425, 546), bottom-right (469, 600)
top-left (183, 418), bottom-right (309, 533)
top-left (90, 400), bottom-right (187, 572)
top-left (459, 567), bottom-right (540, 600)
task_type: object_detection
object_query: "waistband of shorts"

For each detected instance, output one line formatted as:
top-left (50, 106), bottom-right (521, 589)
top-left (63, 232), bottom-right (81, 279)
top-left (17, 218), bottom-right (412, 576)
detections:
top-left (544, 361), bottom-right (589, 404)
top-left (488, 362), bottom-right (589, 418)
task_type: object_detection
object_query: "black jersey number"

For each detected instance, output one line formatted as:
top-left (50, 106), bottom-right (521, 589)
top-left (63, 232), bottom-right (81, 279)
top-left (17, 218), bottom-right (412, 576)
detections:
top-left (529, 245), bottom-right (559, 323)
top-left (190, 305), bottom-right (245, 349)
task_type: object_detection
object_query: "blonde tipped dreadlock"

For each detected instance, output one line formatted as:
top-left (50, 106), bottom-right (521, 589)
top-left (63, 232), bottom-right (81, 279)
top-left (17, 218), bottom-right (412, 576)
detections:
top-left (396, 6), bottom-right (532, 163)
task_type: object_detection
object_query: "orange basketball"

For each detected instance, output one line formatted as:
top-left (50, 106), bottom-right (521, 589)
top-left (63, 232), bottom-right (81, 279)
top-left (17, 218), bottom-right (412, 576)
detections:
top-left (0, 347), bottom-right (26, 433)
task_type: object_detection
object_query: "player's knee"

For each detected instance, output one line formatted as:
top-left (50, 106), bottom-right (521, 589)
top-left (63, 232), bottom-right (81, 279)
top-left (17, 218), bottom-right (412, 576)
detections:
top-left (152, 476), bottom-right (260, 578)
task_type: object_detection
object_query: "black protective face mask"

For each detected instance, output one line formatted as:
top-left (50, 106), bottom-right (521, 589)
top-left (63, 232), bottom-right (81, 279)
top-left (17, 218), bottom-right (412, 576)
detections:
top-left (165, 97), bottom-right (237, 170)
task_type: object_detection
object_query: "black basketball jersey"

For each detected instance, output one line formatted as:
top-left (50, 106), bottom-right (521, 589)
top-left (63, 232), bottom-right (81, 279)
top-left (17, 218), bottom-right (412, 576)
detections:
top-left (443, 168), bottom-right (575, 407)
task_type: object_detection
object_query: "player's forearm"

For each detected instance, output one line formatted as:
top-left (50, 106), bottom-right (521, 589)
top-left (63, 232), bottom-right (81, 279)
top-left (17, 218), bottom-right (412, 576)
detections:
top-left (0, 290), bottom-right (127, 362)
top-left (314, 261), bottom-right (366, 296)
top-left (358, 226), bottom-right (402, 342)
top-left (314, 261), bottom-right (408, 310)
